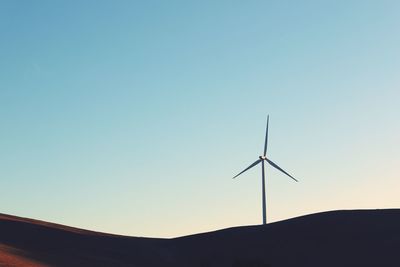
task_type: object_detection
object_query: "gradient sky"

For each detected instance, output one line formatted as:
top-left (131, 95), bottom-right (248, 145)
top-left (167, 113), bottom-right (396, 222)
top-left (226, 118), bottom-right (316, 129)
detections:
top-left (1, 0), bottom-right (399, 238)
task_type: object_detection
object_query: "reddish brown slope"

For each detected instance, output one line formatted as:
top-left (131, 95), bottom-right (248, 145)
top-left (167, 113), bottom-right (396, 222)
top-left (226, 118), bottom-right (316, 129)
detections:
top-left (0, 213), bottom-right (168, 266)
top-left (0, 243), bottom-right (48, 267)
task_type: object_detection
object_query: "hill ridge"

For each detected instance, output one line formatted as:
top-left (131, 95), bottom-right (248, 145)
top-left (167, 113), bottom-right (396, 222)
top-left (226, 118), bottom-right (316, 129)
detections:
top-left (1, 209), bottom-right (400, 267)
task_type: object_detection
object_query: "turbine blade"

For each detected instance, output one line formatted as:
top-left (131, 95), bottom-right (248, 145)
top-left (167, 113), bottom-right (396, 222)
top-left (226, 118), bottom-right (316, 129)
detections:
top-left (266, 158), bottom-right (298, 182)
top-left (263, 115), bottom-right (269, 156)
top-left (233, 159), bottom-right (262, 179)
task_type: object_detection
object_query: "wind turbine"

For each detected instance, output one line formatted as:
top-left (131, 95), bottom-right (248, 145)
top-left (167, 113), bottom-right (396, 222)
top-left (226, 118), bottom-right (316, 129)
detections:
top-left (233, 115), bottom-right (298, 225)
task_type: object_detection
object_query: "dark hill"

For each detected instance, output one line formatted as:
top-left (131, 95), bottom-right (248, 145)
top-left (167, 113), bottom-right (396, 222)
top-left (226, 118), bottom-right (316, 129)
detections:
top-left (1, 209), bottom-right (400, 267)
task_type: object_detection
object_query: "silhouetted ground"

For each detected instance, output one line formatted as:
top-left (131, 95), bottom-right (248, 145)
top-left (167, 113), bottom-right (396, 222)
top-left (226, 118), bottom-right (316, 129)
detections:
top-left (1, 209), bottom-right (400, 266)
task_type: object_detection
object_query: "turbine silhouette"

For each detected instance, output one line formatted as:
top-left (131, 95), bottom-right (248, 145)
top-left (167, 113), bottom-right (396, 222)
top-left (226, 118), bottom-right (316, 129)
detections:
top-left (233, 115), bottom-right (298, 225)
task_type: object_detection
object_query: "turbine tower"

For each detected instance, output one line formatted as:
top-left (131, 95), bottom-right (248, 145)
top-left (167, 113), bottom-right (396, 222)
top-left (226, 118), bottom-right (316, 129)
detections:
top-left (233, 115), bottom-right (298, 225)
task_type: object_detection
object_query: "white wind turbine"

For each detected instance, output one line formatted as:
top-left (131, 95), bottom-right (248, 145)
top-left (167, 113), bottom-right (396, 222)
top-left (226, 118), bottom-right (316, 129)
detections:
top-left (233, 115), bottom-right (298, 225)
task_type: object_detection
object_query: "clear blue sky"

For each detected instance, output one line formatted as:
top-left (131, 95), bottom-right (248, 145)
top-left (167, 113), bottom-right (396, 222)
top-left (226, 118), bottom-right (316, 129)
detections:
top-left (1, 0), bottom-right (399, 237)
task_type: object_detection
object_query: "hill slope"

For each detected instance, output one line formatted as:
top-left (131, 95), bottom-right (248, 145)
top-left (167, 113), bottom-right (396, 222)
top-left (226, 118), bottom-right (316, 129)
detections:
top-left (1, 209), bottom-right (400, 267)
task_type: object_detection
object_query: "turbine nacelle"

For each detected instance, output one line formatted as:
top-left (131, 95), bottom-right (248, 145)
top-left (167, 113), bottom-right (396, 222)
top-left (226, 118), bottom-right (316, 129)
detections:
top-left (259, 156), bottom-right (267, 160)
